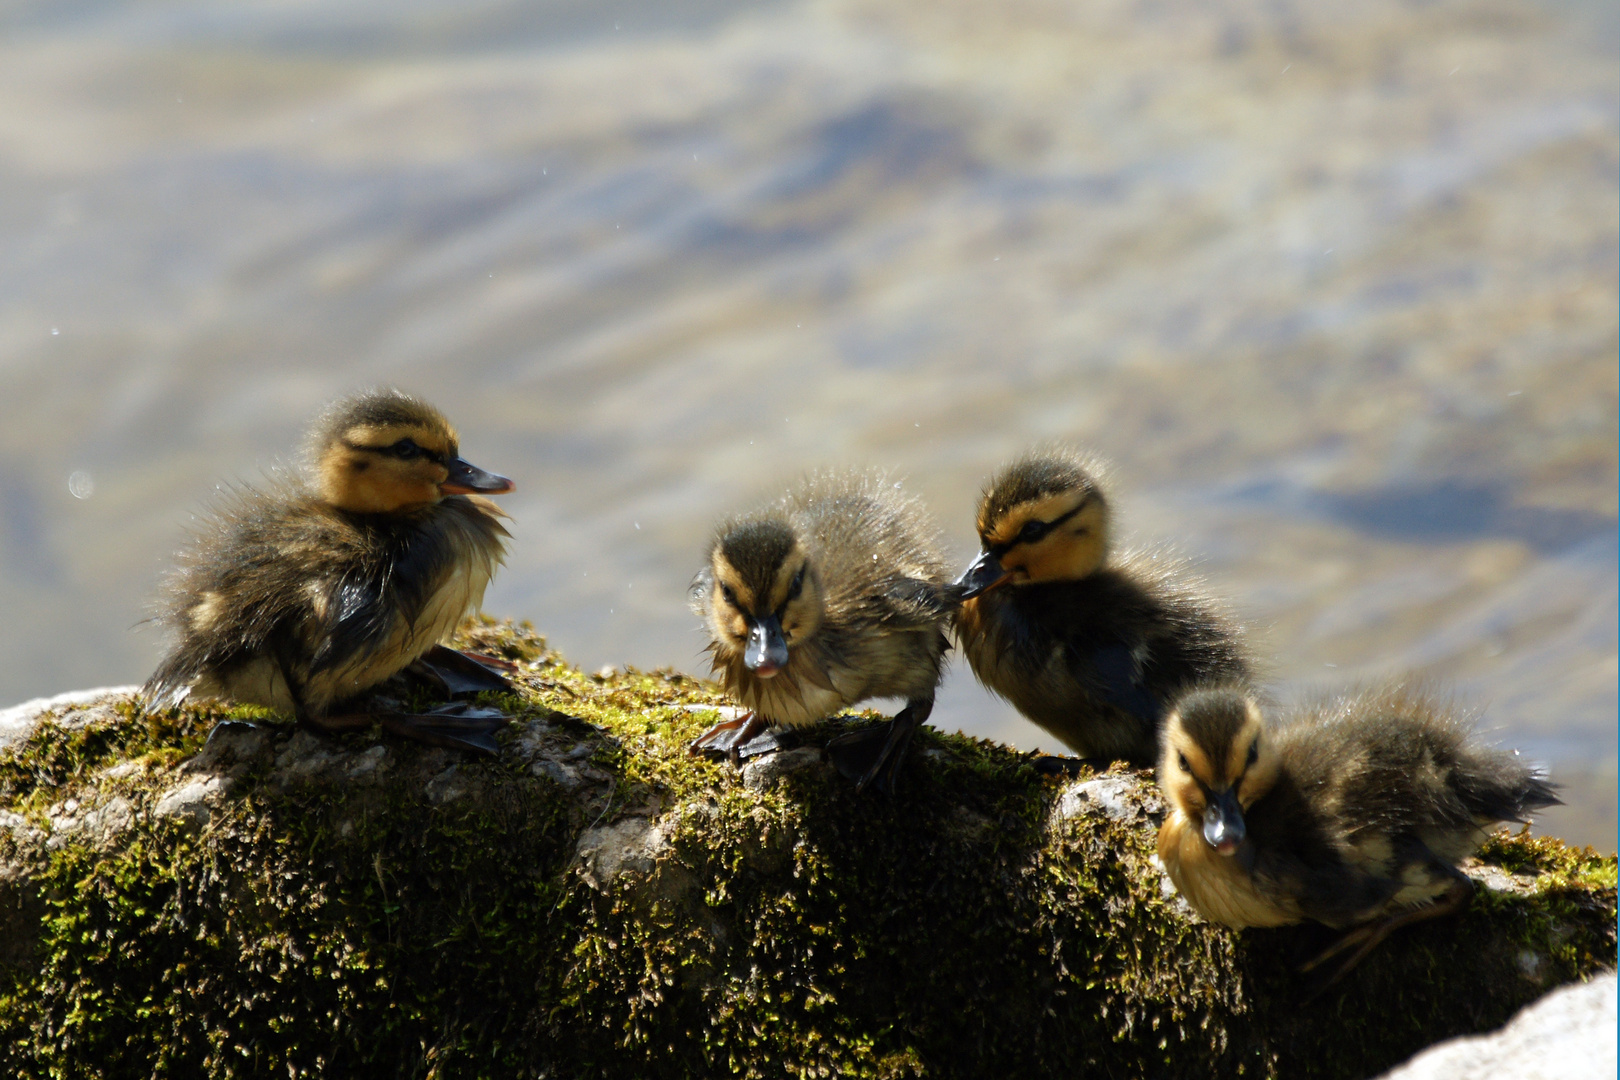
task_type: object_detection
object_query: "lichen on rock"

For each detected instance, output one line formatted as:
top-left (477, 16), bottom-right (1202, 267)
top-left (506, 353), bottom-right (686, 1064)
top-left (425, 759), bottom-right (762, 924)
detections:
top-left (0, 618), bottom-right (1612, 1078)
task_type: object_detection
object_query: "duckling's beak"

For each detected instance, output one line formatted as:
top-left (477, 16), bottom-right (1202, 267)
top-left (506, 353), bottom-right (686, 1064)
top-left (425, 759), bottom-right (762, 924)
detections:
top-left (442, 456), bottom-right (515, 496)
top-left (952, 550), bottom-right (1013, 600)
top-left (744, 614), bottom-right (790, 677)
top-left (1202, 789), bottom-right (1246, 856)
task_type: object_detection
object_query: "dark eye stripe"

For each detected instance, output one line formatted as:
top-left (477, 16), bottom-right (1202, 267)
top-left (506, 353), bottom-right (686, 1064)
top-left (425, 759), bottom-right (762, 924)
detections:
top-left (989, 493), bottom-right (1093, 558)
top-left (343, 437), bottom-right (446, 465)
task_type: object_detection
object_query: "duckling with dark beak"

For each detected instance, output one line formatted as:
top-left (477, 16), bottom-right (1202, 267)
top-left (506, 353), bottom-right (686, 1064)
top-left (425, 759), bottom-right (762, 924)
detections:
top-left (1158, 685), bottom-right (1560, 989)
top-left (952, 447), bottom-right (1251, 766)
top-left (689, 470), bottom-right (954, 795)
top-left (144, 389), bottom-right (518, 754)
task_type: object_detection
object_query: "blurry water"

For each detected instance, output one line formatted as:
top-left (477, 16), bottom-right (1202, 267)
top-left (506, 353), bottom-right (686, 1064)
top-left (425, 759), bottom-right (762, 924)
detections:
top-left (1, 0), bottom-right (1613, 846)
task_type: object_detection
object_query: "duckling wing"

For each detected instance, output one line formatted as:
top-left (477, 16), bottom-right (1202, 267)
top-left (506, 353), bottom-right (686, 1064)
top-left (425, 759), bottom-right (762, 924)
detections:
top-left (307, 574), bottom-right (399, 674)
top-left (1250, 845), bottom-right (1401, 929)
top-left (150, 490), bottom-right (436, 701)
top-left (1005, 578), bottom-right (1176, 717)
top-left (1085, 644), bottom-right (1161, 723)
top-left (875, 576), bottom-right (957, 630)
top-left (1243, 784), bottom-right (1403, 928)
top-left (303, 510), bottom-right (486, 677)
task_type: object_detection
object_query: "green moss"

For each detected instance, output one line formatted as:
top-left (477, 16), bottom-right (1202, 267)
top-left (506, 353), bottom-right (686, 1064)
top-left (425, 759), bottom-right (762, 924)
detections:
top-left (0, 620), bottom-right (1612, 1079)
top-left (0, 700), bottom-right (218, 818)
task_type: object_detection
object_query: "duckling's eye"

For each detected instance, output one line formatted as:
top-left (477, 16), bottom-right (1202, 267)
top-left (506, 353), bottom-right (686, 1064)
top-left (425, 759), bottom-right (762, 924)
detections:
top-left (1246, 740), bottom-right (1259, 767)
top-left (1018, 519), bottom-right (1049, 544)
top-left (1177, 752), bottom-right (1191, 774)
top-left (719, 584), bottom-right (739, 609)
top-left (390, 438), bottom-right (422, 460)
top-left (785, 564), bottom-right (806, 603)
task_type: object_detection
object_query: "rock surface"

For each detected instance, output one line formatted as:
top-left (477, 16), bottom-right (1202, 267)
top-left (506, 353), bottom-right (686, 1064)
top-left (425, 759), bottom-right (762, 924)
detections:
top-left (0, 624), bottom-right (1612, 1079)
top-left (1378, 972), bottom-right (1617, 1080)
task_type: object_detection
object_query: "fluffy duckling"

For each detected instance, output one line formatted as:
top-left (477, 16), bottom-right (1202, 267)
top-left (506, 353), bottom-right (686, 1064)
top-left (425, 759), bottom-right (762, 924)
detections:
top-left (953, 448), bottom-right (1249, 765)
top-left (1157, 685), bottom-right (1559, 986)
top-left (144, 390), bottom-right (517, 754)
top-left (689, 470), bottom-right (954, 794)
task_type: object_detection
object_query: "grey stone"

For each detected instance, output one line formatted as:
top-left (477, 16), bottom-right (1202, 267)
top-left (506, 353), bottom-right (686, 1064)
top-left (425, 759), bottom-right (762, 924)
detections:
top-left (0, 687), bottom-right (139, 752)
top-left (740, 747), bottom-right (826, 790)
top-left (425, 766), bottom-right (467, 804)
top-left (576, 815), bottom-right (672, 889)
top-left (347, 745), bottom-right (389, 778)
top-left (152, 777), bottom-right (227, 830)
top-left (186, 721), bottom-right (272, 778)
top-left (1050, 774), bottom-right (1161, 826)
top-left (532, 760), bottom-right (581, 789)
top-left (1378, 972), bottom-right (1616, 1080)
top-left (272, 732), bottom-right (337, 782)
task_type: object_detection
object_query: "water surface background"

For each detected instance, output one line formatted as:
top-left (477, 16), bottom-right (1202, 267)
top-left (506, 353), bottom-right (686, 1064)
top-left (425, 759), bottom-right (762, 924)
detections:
top-left (2, 0), bottom-right (1614, 847)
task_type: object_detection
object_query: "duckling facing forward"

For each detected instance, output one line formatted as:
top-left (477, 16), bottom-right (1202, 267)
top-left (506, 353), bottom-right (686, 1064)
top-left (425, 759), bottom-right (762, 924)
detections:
top-left (952, 448), bottom-right (1249, 766)
top-left (1157, 685), bottom-right (1559, 987)
top-left (144, 390), bottom-right (517, 754)
top-left (689, 470), bottom-right (953, 794)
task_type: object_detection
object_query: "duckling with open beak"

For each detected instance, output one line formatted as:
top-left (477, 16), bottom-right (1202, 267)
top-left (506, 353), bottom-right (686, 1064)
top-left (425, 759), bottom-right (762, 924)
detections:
top-left (952, 447), bottom-right (1251, 767)
top-left (1158, 685), bottom-right (1561, 989)
top-left (144, 389), bottom-right (518, 755)
top-left (689, 470), bottom-right (954, 795)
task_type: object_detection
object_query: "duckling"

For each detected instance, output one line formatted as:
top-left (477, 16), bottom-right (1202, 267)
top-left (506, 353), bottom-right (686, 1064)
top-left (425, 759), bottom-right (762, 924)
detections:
top-left (688, 470), bottom-right (954, 794)
top-left (1157, 684), bottom-right (1560, 987)
top-left (952, 448), bottom-right (1249, 766)
top-left (143, 389), bottom-right (518, 754)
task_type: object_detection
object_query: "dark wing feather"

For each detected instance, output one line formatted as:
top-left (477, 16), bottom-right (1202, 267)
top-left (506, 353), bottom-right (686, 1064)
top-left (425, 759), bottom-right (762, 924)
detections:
top-left (1085, 644), bottom-right (1161, 723)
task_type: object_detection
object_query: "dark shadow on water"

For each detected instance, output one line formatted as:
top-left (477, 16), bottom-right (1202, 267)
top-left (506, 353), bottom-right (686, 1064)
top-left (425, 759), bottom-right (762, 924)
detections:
top-left (1232, 479), bottom-right (1617, 555)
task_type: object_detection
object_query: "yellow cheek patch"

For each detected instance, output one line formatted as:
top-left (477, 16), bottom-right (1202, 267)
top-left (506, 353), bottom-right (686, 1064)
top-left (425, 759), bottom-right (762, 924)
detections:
top-left (1169, 732), bottom-right (1218, 788)
top-left (1169, 774), bottom-right (1207, 817)
top-left (985, 493), bottom-right (1087, 548)
top-left (711, 562), bottom-right (758, 614)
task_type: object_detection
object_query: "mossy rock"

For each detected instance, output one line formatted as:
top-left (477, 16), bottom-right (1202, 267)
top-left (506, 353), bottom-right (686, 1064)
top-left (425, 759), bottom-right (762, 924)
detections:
top-left (0, 619), bottom-right (1612, 1079)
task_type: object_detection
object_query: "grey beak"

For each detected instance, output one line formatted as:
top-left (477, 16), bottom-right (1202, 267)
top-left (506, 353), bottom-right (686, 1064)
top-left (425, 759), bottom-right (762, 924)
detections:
top-left (743, 614), bottom-right (789, 675)
top-left (442, 456), bottom-right (515, 495)
top-left (951, 549), bottom-right (1013, 601)
top-left (1202, 789), bottom-right (1246, 856)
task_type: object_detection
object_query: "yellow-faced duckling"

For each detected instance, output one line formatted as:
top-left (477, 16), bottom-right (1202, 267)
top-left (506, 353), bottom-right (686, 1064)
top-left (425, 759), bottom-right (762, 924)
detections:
top-left (1157, 684), bottom-right (1559, 987)
top-left (952, 448), bottom-right (1249, 766)
top-left (689, 470), bottom-right (953, 794)
top-left (144, 389), bottom-right (518, 754)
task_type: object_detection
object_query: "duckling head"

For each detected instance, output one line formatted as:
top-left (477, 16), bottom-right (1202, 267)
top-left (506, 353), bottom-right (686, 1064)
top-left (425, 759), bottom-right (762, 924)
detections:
top-left (308, 390), bottom-right (514, 514)
top-left (954, 450), bottom-right (1111, 598)
top-left (1160, 687), bottom-right (1280, 856)
top-left (704, 519), bottom-right (823, 678)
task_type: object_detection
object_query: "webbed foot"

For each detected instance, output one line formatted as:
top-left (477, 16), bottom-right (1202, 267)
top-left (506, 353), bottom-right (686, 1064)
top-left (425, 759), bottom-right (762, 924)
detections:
top-left (688, 711), bottom-right (769, 759)
top-left (410, 644), bottom-right (516, 697)
top-left (1299, 876), bottom-right (1473, 996)
top-left (827, 698), bottom-right (931, 796)
top-left (318, 703), bottom-right (512, 756)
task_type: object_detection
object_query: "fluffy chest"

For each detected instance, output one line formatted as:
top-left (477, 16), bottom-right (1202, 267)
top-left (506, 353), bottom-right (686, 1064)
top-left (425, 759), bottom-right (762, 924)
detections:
top-left (719, 641), bottom-right (866, 730)
top-left (1157, 811), bottom-right (1299, 930)
top-left (405, 554), bottom-right (494, 653)
top-left (304, 551), bottom-right (495, 709)
top-left (739, 674), bottom-right (851, 730)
